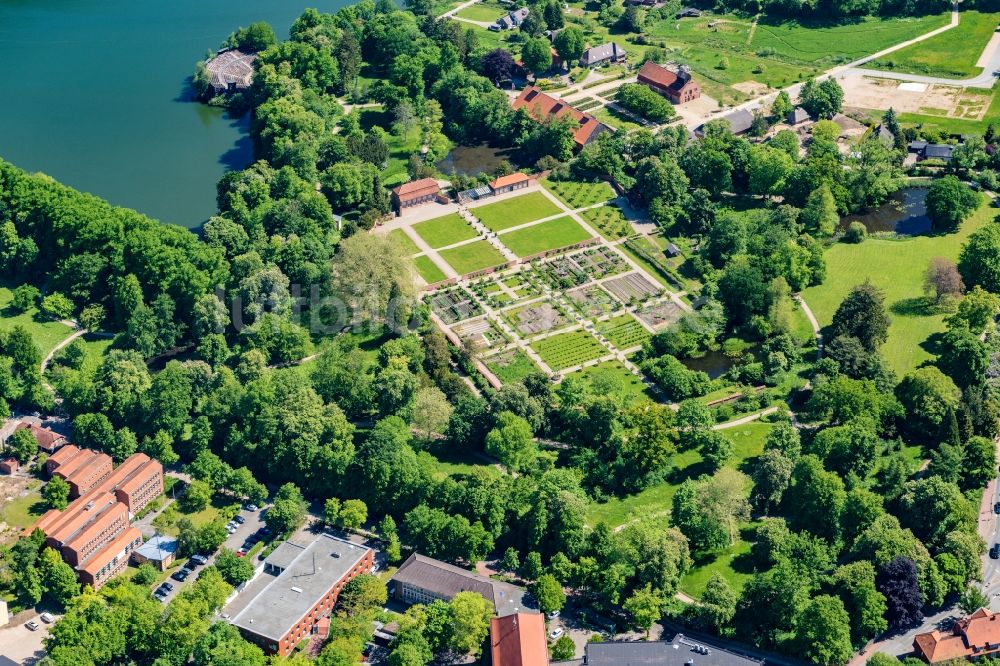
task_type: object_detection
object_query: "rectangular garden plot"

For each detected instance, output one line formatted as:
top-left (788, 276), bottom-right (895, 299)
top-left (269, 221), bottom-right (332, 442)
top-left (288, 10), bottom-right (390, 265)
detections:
top-left (439, 240), bottom-right (507, 275)
top-left (499, 216), bottom-right (593, 258)
top-left (542, 179), bottom-right (616, 209)
top-left (596, 314), bottom-right (651, 351)
top-left (471, 192), bottom-right (562, 232)
top-left (580, 204), bottom-right (632, 240)
top-left (636, 300), bottom-right (684, 329)
top-left (502, 301), bottom-right (571, 337)
top-left (531, 329), bottom-right (608, 371)
top-left (602, 272), bottom-right (662, 304)
top-left (542, 255), bottom-right (589, 288)
top-left (486, 348), bottom-right (540, 384)
top-left (502, 272), bottom-right (543, 301)
top-left (569, 246), bottom-right (627, 279)
top-left (566, 285), bottom-right (618, 318)
top-left (453, 316), bottom-right (506, 349)
top-left (389, 228), bottom-right (421, 255)
top-left (427, 287), bottom-right (482, 324)
top-left (413, 214), bottom-right (478, 249)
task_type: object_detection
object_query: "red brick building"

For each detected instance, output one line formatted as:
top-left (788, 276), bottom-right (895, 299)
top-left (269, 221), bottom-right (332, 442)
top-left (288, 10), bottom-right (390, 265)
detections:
top-left (232, 534), bottom-right (374, 655)
top-left (914, 608), bottom-right (1000, 663)
top-left (52, 449), bottom-right (113, 498)
top-left (78, 526), bottom-right (142, 589)
top-left (637, 61), bottom-right (701, 104)
top-left (0, 458), bottom-right (18, 474)
top-left (512, 86), bottom-right (610, 150)
top-left (391, 178), bottom-right (442, 212)
top-left (15, 421), bottom-right (67, 453)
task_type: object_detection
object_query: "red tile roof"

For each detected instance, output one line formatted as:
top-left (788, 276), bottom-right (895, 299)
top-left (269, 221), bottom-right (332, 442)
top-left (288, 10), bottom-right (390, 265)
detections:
top-left (914, 608), bottom-right (1000, 663)
top-left (78, 525), bottom-right (141, 577)
top-left (392, 178), bottom-right (440, 201)
top-left (490, 173), bottom-right (530, 190)
top-left (512, 86), bottom-right (609, 148)
top-left (637, 61), bottom-right (681, 90)
top-left (17, 421), bottom-right (66, 450)
top-left (490, 613), bottom-right (548, 666)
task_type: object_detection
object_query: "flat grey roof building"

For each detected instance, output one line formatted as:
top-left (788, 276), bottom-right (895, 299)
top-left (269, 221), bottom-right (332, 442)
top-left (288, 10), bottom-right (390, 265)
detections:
top-left (231, 534), bottom-right (372, 649)
top-left (583, 634), bottom-right (764, 666)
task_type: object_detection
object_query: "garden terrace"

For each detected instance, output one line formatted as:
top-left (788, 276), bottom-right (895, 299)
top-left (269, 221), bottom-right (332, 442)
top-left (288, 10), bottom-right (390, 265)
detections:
top-left (469, 192), bottom-right (563, 232)
top-left (428, 287), bottom-right (482, 324)
top-left (498, 216), bottom-right (594, 257)
top-left (566, 285), bottom-right (619, 318)
top-left (602, 272), bottom-right (663, 304)
top-left (530, 329), bottom-right (609, 371)
top-left (595, 314), bottom-right (652, 351)
top-left (438, 240), bottom-right (507, 275)
top-left (501, 301), bottom-right (571, 337)
top-left (484, 348), bottom-right (541, 384)
top-left (413, 214), bottom-right (479, 249)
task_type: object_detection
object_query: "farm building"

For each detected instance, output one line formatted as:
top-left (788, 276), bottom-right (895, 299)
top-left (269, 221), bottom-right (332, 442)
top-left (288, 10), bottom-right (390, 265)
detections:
top-left (490, 173), bottom-right (531, 194)
top-left (512, 86), bottom-right (611, 150)
top-left (636, 61), bottom-right (701, 104)
top-left (580, 42), bottom-right (627, 68)
top-left (786, 107), bottom-right (810, 125)
top-left (204, 49), bottom-right (257, 94)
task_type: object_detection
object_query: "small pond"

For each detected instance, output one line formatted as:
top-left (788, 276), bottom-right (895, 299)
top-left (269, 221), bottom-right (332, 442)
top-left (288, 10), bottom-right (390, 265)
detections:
top-left (839, 187), bottom-right (930, 235)
top-left (436, 143), bottom-right (518, 177)
top-left (681, 350), bottom-right (736, 379)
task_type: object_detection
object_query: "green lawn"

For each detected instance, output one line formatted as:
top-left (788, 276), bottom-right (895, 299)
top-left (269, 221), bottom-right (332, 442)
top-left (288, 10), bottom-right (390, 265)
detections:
top-left (596, 314), bottom-right (651, 350)
top-left (531, 329), bottom-right (607, 371)
top-left (0, 482), bottom-right (44, 533)
top-left (439, 240), bottom-right (507, 275)
top-left (868, 11), bottom-right (1000, 78)
top-left (541, 178), bottom-right (616, 209)
top-left (412, 214), bottom-right (478, 249)
top-left (487, 349), bottom-right (541, 384)
top-left (470, 192), bottom-right (563, 232)
top-left (388, 229), bottom-right (420, 255)
top-left (593, 106), bottom-right (643, 132)
top-left (499, 216), bottom-right (593, 257)
top-left (417, 449), bottom-right (486, 481)
top-left (680, 524), bottom-right (757, 598)
top-left (569, 360), bottom-right (653, 404)
top-left (580, 204), bottom-right (632, 240)
top-left (586, 421), bottom-right (773, 528)
top-left (800, 197), bottom-right (991, 377)
top-left (0, 286), bottom-right (76, 358)
top-left (455, 1), bottom-right (506, 22)
top-left (413, 255), bottom-right (448, 283)
top-left (358, 108), bottom-right (448, 186)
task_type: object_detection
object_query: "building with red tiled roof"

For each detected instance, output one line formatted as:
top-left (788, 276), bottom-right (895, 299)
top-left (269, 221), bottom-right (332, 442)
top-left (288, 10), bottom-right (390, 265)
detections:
top-left (16, 421), bottom-right (67, 453)
top-left (78, 526), bottom-right (142, 589)
top-left (391, 178), bottom-right (442, 212)
top-left (113, 457), bottom-right (163, 514)
top-left (512, 86), bottom-right (610, 150)
top-left (46, 444), bottom-right (80, 475)
top-left (637, 61), bottom-right (701, 104)
top-left (490, 613), bottom-right (548, 666)
top-left (914, 608), bottom-right (1000, 663)
top-left (0, 458), bottom-right (18, 474)
top-left (490, 172), bottom-right (531, 195)
top-left (55, 450), bottom-right (113, 498)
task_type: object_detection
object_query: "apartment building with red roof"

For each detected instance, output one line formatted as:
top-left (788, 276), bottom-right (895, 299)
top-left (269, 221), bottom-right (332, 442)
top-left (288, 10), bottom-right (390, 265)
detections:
top-left (914, 608), bottom-right (1000, 662)
top-left (53, 449), bottom-right (113, 497)
top-left (512, 86), bottom-right (610, 150)
top-left (78, 526), bottom-right (142, 589)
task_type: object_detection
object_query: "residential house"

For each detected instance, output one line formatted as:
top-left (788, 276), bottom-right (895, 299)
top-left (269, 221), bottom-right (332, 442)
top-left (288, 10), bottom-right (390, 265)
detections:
top-left (696, 108), bottom-right (753, 137)
top-left (636, 61), bottom-right (700, 104)
top-left (919, 143), bottom-right (955, 161)
top-left (391, 178), bottom-right (443, 212)
top-left (495, 7), bottom-right (529, 30)
top-left (390, 553), bottom-right (532, 616)
top-left (15, 421), bottom-right (67, 453)
top-left (578, 633), bottom-right (763, 666)
top-left (786, 107), bottom-right (810, 125)
top-left (132, 535), bottom-right (179, 571)
top-left (490, 613), bottom-right (548, 666)
top-left (580, 42), bottom-right (627, 68)
top-left (512, 86), bottom-right (611, 150)
top-left (914, 607), bottom-right (1000, 663)
top-left (204, 49), bottom-right (257, 94)
top-left (490, 173), bottom-right (531, 194)
top-left (231, 534), bottom-right (374, 655)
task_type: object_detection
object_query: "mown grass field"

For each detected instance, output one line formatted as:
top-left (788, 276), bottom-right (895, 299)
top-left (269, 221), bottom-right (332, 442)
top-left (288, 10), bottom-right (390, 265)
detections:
top-left (569, 360), bottom-right (653, 404)
top-left (454, 0), bottom-right (506, 22)
top-left (868, 11), bottom-right (1000, 78)
top-left (0, 285), bottom-right (76, 357)
top-left (532, 329), bottom-right (607, 370)
top-left (388, 228), bottom-right (420, 255)
top-left (596, 314), bottom-right (651, 350)
top-left (499, 216), bottom-right (593, 257)
top-left (593, 106), bottom-right (643, 132)
top-left (487, 349), bottom-right (540, 384)
top-left (417, 449), bottom-right (485, 481)
top-left (580, 204), bottom-right (632, 240)
top-left (439, 240), bottom-right (507, 275)
top-left (471, 192), bottom-right (562, 231)
top-left (412, 213), bottom-right (478, 249)
top-left (413, 255), bottom-right (447, 283)
top-left (541, 178), bottom-right (616, 209)
top-left (800, 197), bottom-right (991, 377)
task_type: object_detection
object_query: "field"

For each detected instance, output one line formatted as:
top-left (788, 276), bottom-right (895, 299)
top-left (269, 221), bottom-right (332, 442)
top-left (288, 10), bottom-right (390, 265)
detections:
top-left (413, 255), bottom-right (447, 283)
top-left (541, 179), bottom-right (616, 209)
top-left (417, 449), bottom-right (485, 481)
top-left (570, 360), bottom-right (652, 404)
top-left (388, 228), bottom-right (420, 255)
top-left (487, 348), bottom-right (541, 384)
top-left (580, 204), bottom-right (632, 240)
top-left (499, 216), bottom-right (593, 257)
top-left (531, 329), bottom-right (607, 371)
top-left (898, 87), bottom-right (1000, 134)
top-left (0, 285), bottom-right (76, 357)
top-left (412, 214), bottom-right (478, 249)
top-left (593, 106), bottom-right (643, 132)
top-left (470, 192), bottom-right (562, 232)
top-left (439, 240), bottom-right (507, 275)
top-left (454, 0), bottom-right (506, 22)
top-left (596, 314), bottom-right (651, 350)
top-left (868, 11), bottom-right (1000, 79)
top-left (800, 197), bottom-right (990, 377)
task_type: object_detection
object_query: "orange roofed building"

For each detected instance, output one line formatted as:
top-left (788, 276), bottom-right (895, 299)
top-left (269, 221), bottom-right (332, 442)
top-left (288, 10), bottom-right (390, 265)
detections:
top-left (15, 421), bottom-right (67, 453)
top-left (914, 608), bottom-right (1000, 663)
top-left (391, 178), bottom-right (443, 212)
top-left (490, 613), bottom-right (549, 666)
top-left (512, 86), bottom-right (610, 150)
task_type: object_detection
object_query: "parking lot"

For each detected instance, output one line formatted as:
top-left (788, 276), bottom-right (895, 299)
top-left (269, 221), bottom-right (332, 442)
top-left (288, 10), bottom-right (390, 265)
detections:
top-left (0, 610), bottom-right (59, 665)
top-left (151, 504), bottom-right (267, 604)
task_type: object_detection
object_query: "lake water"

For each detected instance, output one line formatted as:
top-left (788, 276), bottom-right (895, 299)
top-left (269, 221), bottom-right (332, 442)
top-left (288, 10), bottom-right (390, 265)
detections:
top-left (839, 187), bottom-right (931, 235)
top-left (680, 350), bottom-right (735, 379)
top-left (0, 0), bottom-right (345, 228)
top-left (437, 144), bottom-right (518, 177)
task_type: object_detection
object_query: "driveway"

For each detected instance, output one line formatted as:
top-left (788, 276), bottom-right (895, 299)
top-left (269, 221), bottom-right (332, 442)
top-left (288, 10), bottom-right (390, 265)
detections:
top-left (0, 611), bottom-right (57, 665)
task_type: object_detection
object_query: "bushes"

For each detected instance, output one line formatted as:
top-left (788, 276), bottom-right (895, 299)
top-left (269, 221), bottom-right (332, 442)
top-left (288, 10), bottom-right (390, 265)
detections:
top-left (615, 83), bottom-right (676, 123)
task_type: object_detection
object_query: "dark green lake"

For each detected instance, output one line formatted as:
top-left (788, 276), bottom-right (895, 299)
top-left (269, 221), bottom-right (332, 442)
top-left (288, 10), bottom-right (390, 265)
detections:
top-left (0, 0), bottom-right (344, 228)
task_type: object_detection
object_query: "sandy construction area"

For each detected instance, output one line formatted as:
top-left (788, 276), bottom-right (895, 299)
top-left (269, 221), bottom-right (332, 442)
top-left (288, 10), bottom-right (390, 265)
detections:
top-left (840, 72), bottom-right (989, 121)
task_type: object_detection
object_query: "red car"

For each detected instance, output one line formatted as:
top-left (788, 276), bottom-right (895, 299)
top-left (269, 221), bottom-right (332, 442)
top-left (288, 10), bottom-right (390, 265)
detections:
top-left (236, 548), bottom-right (247, 557)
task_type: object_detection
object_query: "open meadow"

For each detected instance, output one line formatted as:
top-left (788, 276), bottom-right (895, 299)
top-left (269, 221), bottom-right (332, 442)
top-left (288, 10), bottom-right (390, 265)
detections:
top-left (471, 192), bottom-right (563, 232)
top-left (868, 10), bottom-right (1000, 78)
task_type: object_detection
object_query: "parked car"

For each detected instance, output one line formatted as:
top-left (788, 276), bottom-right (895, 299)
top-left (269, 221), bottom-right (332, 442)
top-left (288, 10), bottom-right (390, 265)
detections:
top-left (159, 581), bottom-right (174, 592)
top-left (990, 544), bottom-right (999, 559)
top-left (25, 620), bottom-right (39, 631)
top-left (39, 612), bottom-right (54, 623)
top-left (993, 502), bottom-right (1000, 515)
top-left (549, 627), bottom-right (564, 640)
top-left (245, 504), bottom-right (259, 512)
top-left (171, 570), bottom-right (189, 582)
top-left (236, 548), bottom-right (247, 557)
top-left (234, 514), bottom-right (246, 524)
top-left (547, 610), bottom-right (560, 619)
top-left (227, 524), bottom-right (238, 534)
top-left (190, 554), bottom-right (208, 566)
